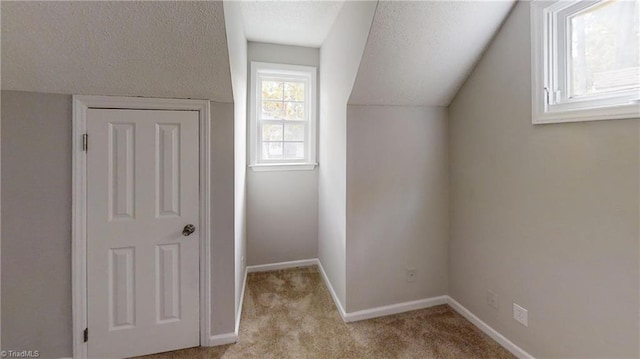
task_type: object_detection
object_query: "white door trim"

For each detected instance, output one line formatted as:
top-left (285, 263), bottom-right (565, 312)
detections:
top-left (72, 95), bottom-right (212, 359)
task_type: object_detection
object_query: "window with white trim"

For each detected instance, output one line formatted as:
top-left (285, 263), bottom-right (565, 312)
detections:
top-left (249, 62), bottom-right (317, 171)
top-left (531, 0), bottom-right (640, 124)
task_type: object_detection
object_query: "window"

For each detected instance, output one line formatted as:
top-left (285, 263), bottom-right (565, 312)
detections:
top-left (531, 0), bottom-right (640, 124)
top-left (249, 62), bottom-right (317, 171)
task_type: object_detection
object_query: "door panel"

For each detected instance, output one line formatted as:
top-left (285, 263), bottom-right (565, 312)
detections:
top-left (156, 243), bottom-right (181, 323)
top-left (87, 109), bottom-right (199, 358)
top-left (108, 123), bottom-right (135, 220)
top-left (109, 247), bottom-right (135, 330)
top-left (156, 124), bottom-right (181, 217)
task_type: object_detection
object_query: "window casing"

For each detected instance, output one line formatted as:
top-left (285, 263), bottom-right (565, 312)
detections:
top-left (531, 0), bottom-right (640, 124)
top-left (249, 62), bottom-right (317, 171)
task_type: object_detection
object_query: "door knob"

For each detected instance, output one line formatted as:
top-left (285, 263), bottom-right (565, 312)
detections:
top-left (182, 224), bottom-right (196, 236)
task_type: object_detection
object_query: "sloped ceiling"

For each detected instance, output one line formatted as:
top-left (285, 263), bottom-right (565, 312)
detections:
top-left (239, 1), bottom-right (345, 48)
top-left (1, 1), bottom-right (233, 102)
top-left (349, 0), bottom-right (516, 106)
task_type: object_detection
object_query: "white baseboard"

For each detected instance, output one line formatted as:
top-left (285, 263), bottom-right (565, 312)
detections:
top-left (314, 266), bottom-right (533, 359)
top-left (447, 296), bottom-right (534, 359)
top-left (208, 259), bottom-right (534, 359)
top-left (344, 295), bottom-right (448, 323)
top-left (316, 259), bottom-right (347, 321)
top-left (246, 258), bottom-right (318, 273)
top-left (235, 266), bottom-right (248, 334)
top-left (208, 332), bottom-right (237, 346)
top-left (315, 260), bottom-right (447, 324)
top-left (207, 266), bottom-right (248, 347)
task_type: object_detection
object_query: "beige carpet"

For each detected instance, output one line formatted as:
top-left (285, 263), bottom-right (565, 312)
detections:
top-left (138, 266), bottom-right (514, 359)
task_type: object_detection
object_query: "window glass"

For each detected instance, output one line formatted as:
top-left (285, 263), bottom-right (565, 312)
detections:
top-left (262, 100), bottom-right (284, 120)
top-left (285, 102), bottom-right (305, 121)
top-left (262, 81), bottom-right (283, 100)
top-left (283, 142), bottom-right (304, 160)
top-left (284, 123), bottom-right (305, 141)
top-left (284, 82), bottom-right (305, 101)
top-left (262, 142), bottom-right (283, 160)
top-left (569, 0), bottom-right (640, 98)
top-left (262, 124), bottom-right (283, 141)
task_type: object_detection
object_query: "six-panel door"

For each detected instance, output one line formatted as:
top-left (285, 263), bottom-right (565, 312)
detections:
top-left (87, 109), bottom-right (200, 358)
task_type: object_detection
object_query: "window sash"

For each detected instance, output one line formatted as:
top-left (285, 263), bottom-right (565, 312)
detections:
top-left (537, 0), bottom-right (640, 117)
top-left (554, 0), bottom-right (597, 104)
top-left (258, 120), bottom-right (308, 164)
top-left (256, 75), bottom-right (311, 164)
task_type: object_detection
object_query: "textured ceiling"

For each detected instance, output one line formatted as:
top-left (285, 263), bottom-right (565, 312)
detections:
top-left (239, 1), bottom-right (345, 47)
top-left (349, 0), bottom-right (516, 106)
top-left (1, 1), bottom-right (233, 102)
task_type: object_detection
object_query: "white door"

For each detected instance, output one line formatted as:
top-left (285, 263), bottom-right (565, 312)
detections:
top-left (86, 109), bottom-right (200, 358)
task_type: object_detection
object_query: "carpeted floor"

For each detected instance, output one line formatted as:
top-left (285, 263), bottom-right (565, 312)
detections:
top-left (137, 266), bottom-right (515, 359)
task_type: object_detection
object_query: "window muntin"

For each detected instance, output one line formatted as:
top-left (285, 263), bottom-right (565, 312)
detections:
top-left (250, 62), bottom-right (317, 169)
top-left (531, 0), bottom-right (640, 124)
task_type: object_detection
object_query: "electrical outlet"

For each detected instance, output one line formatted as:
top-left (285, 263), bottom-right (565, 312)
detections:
top-left (513, 303), bottom-right (528, 327)
top-left (406, 268), bottom-right (417, 282)
top-left (241, 256), bottom-right (245, 267)
top-left (486, 290), bottom-right (498, 310)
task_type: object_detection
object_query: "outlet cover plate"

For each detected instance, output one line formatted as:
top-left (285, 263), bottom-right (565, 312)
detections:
top-left (513, 303), bottom-right (528, 327)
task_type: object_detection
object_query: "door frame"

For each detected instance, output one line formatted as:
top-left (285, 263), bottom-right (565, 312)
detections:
top-left (71, 95), bottom-right (212, 359)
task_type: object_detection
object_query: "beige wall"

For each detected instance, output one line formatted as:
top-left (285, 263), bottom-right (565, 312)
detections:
top-left (448, 2), bottom-right (640, 358)
top-left (346, 105), bottom-right (448, 312)
top-left (209, 101), bottom-right (237, 336)
top-left (246, 42), bottom-right (319, 266)
top-left (1, 91), bottom-right (73, 358)
top-left (222, 0), bottom-right (248, 324)
top-left (247, 170), bottom-right (318, 265)
top-left (0, 91), bottom-right (239, 354)
top-left (318, 1), bottom-right (378, 308)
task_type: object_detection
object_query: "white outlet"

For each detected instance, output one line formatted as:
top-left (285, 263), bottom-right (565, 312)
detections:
top-left (406, 268), bottom-right (417, 282)
top-left (486, 290), bottom-right (498, 310)
top-left (513, 303), bottom-right (528, 327)
top-left (241, 256), bottom-right (245, 267)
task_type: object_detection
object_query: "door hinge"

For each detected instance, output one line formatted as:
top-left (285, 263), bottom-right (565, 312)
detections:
top-left (84, 328), bottom-right (88, 342)
top-left (82, 134), bottom-right (88, 152)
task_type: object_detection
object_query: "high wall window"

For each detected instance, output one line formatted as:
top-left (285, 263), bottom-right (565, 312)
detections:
top-left (249, 62), bottom-right (317, 171)
top-left (531, 0), bottom-right (640, 124)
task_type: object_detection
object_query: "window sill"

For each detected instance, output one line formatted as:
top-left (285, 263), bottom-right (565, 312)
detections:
top-left (533, 102), bottom-right (640, 125)
top-left (249, 163), bottom-right (318, 172)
